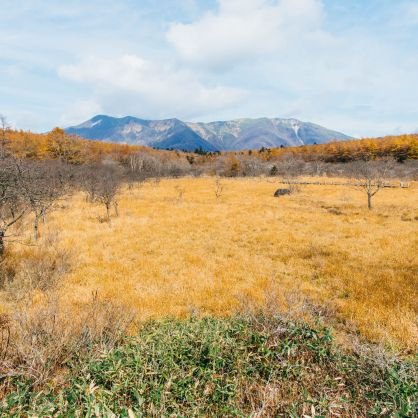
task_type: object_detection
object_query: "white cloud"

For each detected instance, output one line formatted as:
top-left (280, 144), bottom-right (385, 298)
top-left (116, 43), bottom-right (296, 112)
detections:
top-left (58, 54), bottom-right (246, 120)
top-left (167, 0), bottom-right (324, 68)
top-left (168, 0), bottom-right (418, 137)
top-left (59, 99), bottom-right (103, 127)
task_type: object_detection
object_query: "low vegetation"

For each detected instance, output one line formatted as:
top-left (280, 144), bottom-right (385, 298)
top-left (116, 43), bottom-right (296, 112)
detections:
top-left (1, 315), bottom-right (417, 416)
top-left (3, 177), bottom-right (411, 350)
top-left (0, 119), bottom-right (417, 415)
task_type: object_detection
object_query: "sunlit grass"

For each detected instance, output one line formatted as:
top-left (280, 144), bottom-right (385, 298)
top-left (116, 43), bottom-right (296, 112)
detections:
top-left (3, 177), bottom-right (417, 351)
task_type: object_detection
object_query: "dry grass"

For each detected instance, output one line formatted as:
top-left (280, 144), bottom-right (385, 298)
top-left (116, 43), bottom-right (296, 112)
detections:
top-left (1, 177), bottom-right (417, 351)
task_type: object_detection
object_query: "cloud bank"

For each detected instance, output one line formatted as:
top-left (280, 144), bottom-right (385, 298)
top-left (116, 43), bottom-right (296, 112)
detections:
top-left (167, 0), bottom-right (325, 68)
top-left (1, 0), bottom-right (418, 136)
top-left (59, 54), bottom-right (246, 120)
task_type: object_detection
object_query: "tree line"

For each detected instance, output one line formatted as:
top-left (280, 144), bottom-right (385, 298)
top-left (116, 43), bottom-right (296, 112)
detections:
top-left (1, 114), bottom-right (417, 166)
top-left (0, 114), bottom-right (416, 254)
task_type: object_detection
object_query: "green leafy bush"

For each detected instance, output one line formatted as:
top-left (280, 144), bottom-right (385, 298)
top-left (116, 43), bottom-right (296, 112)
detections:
top-left (1, 316), bottom-right (416, 417)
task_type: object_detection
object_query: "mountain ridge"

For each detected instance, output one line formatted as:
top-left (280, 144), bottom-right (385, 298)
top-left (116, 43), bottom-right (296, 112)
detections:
top-left (66, 115), bottom-right (353, 151)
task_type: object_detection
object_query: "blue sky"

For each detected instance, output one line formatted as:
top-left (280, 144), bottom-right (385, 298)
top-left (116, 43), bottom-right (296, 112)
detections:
top-left (1, 0), bottom-right (418, 137)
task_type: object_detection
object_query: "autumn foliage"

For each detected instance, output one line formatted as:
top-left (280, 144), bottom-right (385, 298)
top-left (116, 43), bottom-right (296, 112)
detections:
top-left (3, 127), bottom-right (418, 165)
top-left (5, 128), bottom-right (142, 163)
top-left (268, 134), bottom-right (418, 163)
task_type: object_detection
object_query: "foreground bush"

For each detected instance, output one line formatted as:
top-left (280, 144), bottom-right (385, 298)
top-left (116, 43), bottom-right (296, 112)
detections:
top-left (1, 315), bottom-right (416, 417)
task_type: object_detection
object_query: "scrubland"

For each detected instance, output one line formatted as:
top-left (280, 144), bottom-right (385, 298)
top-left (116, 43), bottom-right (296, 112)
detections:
top-left (2, 177), bottom-right (417, 349)
top-left (1, 127), bottom-right (417, 415)
top-left (1, 176), bottom-right (417, 416)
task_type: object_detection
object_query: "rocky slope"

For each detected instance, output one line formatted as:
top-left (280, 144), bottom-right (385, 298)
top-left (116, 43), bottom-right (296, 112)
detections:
top-left (66, 115), bottom-right (352, 151)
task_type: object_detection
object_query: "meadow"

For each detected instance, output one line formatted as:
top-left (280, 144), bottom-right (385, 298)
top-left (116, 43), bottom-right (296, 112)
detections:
top-left (3, 176), bottom-right (416, 352)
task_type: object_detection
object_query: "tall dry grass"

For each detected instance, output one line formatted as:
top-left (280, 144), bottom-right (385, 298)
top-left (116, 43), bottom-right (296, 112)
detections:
top-left (1, 177), bottom-right (417, 351)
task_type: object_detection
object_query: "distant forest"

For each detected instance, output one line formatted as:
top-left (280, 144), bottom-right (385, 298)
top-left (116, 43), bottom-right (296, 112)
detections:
top-left (3, 126), bottom-right (417, 163)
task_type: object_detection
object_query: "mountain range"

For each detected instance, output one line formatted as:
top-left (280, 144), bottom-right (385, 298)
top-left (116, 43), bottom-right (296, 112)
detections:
top-left (65, 115), bottom-right (352, 152)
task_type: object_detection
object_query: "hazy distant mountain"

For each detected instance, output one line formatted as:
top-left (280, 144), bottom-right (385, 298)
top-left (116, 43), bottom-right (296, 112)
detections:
top-left (66, 115), bottom-right (352, 151)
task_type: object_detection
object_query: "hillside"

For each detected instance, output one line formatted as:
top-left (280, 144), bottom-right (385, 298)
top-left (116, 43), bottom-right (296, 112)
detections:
top-left (65, 115), bottom-right (352, 151)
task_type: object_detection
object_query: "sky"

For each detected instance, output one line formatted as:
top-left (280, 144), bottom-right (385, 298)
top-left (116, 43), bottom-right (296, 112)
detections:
top-left (1, 0), bottom-right (418, 137)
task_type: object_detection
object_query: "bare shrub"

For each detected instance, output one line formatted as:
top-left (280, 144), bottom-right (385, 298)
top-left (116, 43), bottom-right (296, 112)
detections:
top-left (174, 185), bottom-right (185, 203)
top-left (125, 152), bottom-right (162, 180)
top-left (165, 159), bottom-right (191, 177)
top-left (214, 177), bottom-right (224, 199)
top-left (0, 292), bottom-right (135, 386)
top-left (276, 154), bottom-right (304, 193)
top-left (79, 164), bottom-right (123, 222)
top-left (0, 236), bottom-right (72, 298)
top-left (0, 314), bottom-right (10, 363)
top-left (311, 159), bottom-right (326, 176)
top-left (283, 181), bottom-right (300, 194)
top-left (239, 157), bottom-right (266, 177)
top-left (276, 154), bottom-right (304, 175)
top-left (11, 248), bottom-right (70, 294)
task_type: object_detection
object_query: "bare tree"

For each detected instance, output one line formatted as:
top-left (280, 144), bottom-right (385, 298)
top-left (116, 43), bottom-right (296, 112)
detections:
top-left (18, 161), bottom-right (68, 240)
top-left (239, 156), bottom-right (265, 176)
top-left (78, 164), bottom-right (102, 202)
top-left (0, 159), bottom-right (27, 255)
top-left (0, 115), bottom-right (11, 158)
top-left (312, 160), bottom-right (326, 177)
top-left (125, 152), bottom-right (162, 180)
top-left (91, 166), bottom-right (123, 223)
top-left (351, 161), bottom-right (391, 209)
top-left (278, 154), bottom-right (303, 194)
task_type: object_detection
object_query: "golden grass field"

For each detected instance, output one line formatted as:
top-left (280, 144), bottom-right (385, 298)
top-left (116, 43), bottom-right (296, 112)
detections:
top-left (3, 177), bottom-right (418, 352)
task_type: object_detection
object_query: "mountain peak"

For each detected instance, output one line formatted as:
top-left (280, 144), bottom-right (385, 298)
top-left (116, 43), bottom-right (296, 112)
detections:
top-left (66, 115), bottom-right (352, 151)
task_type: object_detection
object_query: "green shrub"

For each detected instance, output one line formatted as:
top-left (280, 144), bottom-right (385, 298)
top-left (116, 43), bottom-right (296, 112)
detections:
top-left (1, 316), bottom-right (416, 417)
